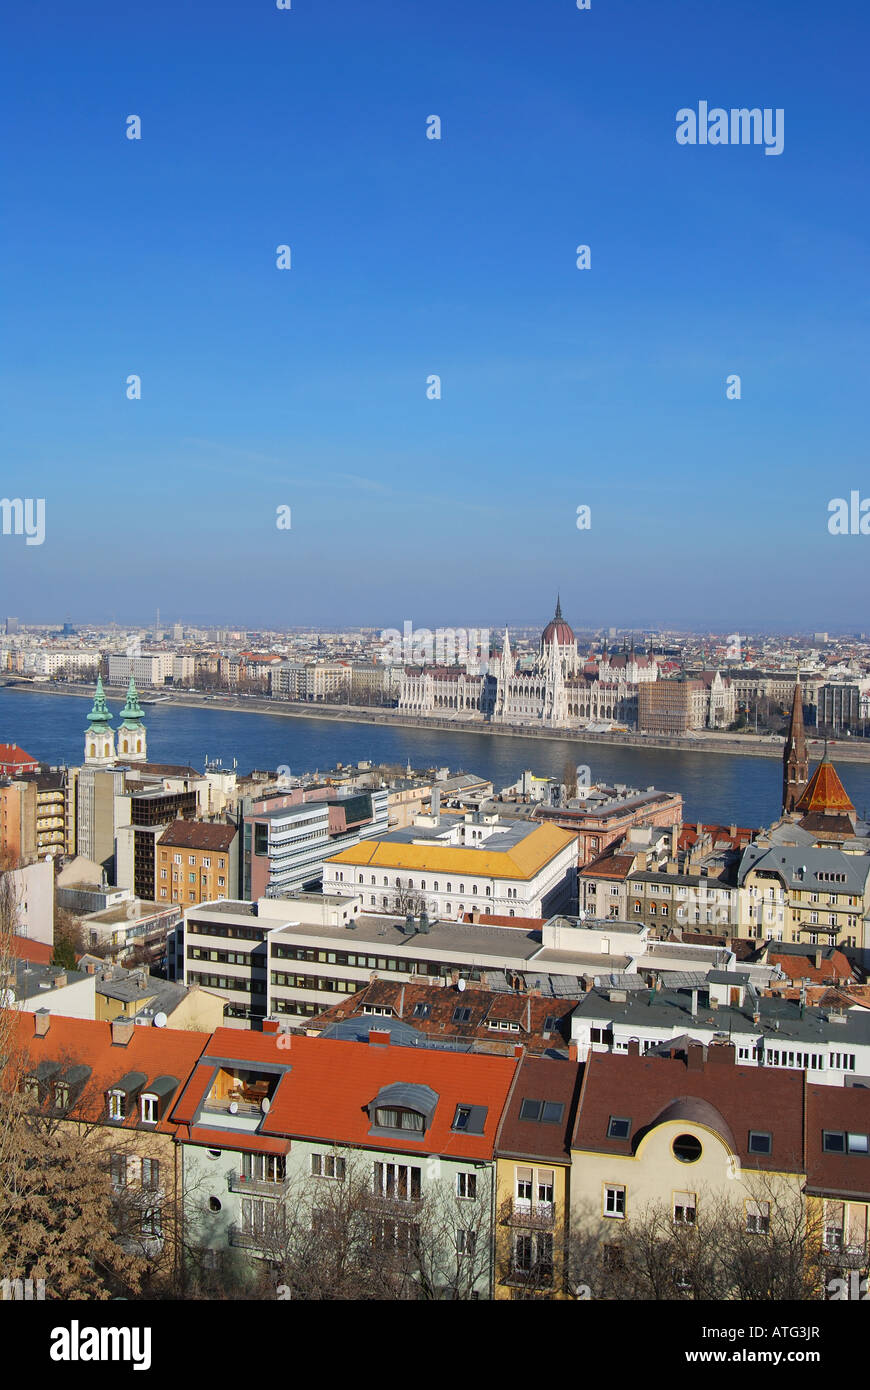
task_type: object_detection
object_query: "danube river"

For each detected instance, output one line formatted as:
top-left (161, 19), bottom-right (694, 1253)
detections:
top-left (4, 687), bottom-right (870, 831)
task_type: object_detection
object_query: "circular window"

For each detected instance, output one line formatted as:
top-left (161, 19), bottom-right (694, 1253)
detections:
top-left (206, 1149), bottom-right (221, 1160)
top-left (673, 1134), bottom-right (702, 1164)
top-left (209, 1197), bottom-right (222, 1213)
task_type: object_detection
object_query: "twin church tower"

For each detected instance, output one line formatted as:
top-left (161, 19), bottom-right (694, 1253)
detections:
top-left (84, 675), bottom-right (147, 765)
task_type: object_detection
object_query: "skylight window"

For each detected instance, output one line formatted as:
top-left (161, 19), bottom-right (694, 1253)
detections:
top-left (519, 1099), bottom-right (565, 1125)
top-left (748, 1131), bottom-right (772, 1155)
top-left (452, 1007), bottom-right (471, 1024)
top-left (607, 1116), bottom-right (631, 1140)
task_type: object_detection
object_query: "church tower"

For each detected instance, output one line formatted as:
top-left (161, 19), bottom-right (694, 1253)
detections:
top-left (116, 676), bottom-right (147, 762)
top-left (84, 676), bottom-right (115, 765)
top-left (782, 678), bottom-right (809, 814)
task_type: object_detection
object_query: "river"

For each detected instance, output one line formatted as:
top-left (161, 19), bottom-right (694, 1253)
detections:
top-left (3, 687), bottom-right (870, 830)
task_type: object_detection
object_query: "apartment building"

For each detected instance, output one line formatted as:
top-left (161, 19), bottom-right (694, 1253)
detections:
top-left (738, 844), bottom-right (870, 957)
top-left (532, 786), bottom-right (683, 868)
top-left (570, 1046), bottom-right (807, 1268)
top-left (243, 787), bottom-right (389, 899)
top-left (323, 813), bottom-right (578, 921)
top-left (570, 969), bottom-right (870, 1085)
top-left (493, 1056), bottom-right (581, 1299)
top-left (637, 678), bottom-right (708, 734)
top-left (172, 1027), bottom-right (518, 1296)
top-left (155, 821), bottom-right (238, 907)
top-left (107, 653), bottom-right (174, 687)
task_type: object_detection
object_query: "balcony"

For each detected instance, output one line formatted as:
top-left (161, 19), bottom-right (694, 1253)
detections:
top-left (228, 1222), bottom-right (285, 1252)
top-left (227, 1172), bottom-right (289, 1197)
top-left (506, 1199), bottom-right (556, 1229)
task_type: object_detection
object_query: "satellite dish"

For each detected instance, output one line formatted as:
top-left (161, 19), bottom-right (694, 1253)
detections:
top-left (152, 1012), bottom-right (168, 1028)
top-left (228, 1101), bottom-right (239, 1115)
top-left (261, 1097), bottom-right (271, 1114)
top-left (457, 977), bottom-right (466, 992)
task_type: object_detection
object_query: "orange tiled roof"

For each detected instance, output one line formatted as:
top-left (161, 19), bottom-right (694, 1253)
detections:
top-left (11, 935), bottom-right (53, 965)
top-left (257, 1034), bottom-right (520, 1161)
top-left (326, 822), bottom-right (576, 880)
top-left (796, 760), bottom-right (855, 815)
top-left (8, 1014), bottom-right (210, 1134)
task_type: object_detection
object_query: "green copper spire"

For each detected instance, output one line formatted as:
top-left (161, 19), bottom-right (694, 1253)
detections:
top-left (86, 676), bottom-right (113, 728)
top-left (119, 676), bottom-right (145, 729)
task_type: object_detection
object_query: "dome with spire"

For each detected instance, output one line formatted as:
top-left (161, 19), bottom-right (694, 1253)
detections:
top-left (86, 675), bottom-right (113, 728)
top-left (541, 594), bottom-right (575, 649)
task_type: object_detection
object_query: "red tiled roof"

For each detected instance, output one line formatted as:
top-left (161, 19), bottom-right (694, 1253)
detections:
top-left (796, 761), bottom-right (855, 815)
top-left (0, 743), bottom-right (39, 772)
top-left (572, 1050), bottom-right (805, 1172)
top-left (496, 1056), bottom-right (582, 1162)
top-left (10, 935), bottom-right (53, 965)
top-left (806, 1086), bottom-right (870, 1198)
top-left (157, 820), bottom-right (236, 851)
top-left (580, 854), bottom-right (635, 880)
top-left (461, 912), bottom-right (545, 929)
top-left (7, 1014), bottom-right (209, 1134)
top-left (768, 948), bottom-right (853, 986)
top-left (258, 1034), bottom-right (520, 1160)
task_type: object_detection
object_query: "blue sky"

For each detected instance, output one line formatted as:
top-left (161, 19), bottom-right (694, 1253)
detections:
top-left (1, 0), bottom-right (868, 632)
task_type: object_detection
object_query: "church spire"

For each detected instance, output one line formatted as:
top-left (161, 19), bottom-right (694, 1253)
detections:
top-left (120, 676), bottom-right (145, 728)
top-left (117, 675), bottom-right (147, 762)
top-left (782, 675), bottom-right (808, 815)
top-left (554, 594), bottom-right (563, 622)
top-left (87, 675), bottom-right (113, 728)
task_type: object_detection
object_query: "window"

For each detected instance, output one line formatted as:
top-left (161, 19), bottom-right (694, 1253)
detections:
top-left (412, 1002), bottom-right (431, 1019)
top-left (311, 1153), bottom-right (346, 1180)
top-left (141, 1158), bottom-right (160, 1190)
top-left (373, 1162), bottom-right (421, 1201)
top-left (748, 1131), bottom-right (772, 1155)
top-left (140, 1094), bottom-right (158, 1124)
top-left (604, 1184), bottom-right (625, 1219)
top-left (848, 1133), bottom-right (869, 1154)
top-left (374, 1107), bottom-right (425, 1132)
top-left (457, 1228), bottom-right (476, 1258)
top-left (189, 855), bottom-right (196, 866)
top-left (110, 1154), bottom-right (129, 1187)
top-left (173, 854), bottom-right (181, 865)
top-left (823, 1201), bottom-right (844, 1251)
top-left (519, 1099), bottom-right (565, 1125)
top-left (108, 1091), bottom-right (125, 1121)
top-left (608, 1116), bottom-right (631, 1140)
top-left (746, 1200), bottom-right (770, 1235)
top-left (452, 1007), bottom-right (471, 1024)
top-left (140, 1207), bottom-right (161, 1238)
top-left (456, 1172), bottom-right (477, 1200)
top-left (823, 1131), bottom-right (846, 1153)
top-left (673, 1134), bottom-right (702, 1164)
top-left (673, 1191), bottom-right (696, 1224)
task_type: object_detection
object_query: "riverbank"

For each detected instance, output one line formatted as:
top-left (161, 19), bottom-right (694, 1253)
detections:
top-left (6, 679), bottom-right (870, 763)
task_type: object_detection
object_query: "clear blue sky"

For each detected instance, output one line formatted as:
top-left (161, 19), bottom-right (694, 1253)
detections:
top-left (1, 0), bottom-right (868, 633)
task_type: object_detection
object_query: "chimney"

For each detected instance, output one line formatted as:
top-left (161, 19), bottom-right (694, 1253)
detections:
top-left (687, 1042), bottom-right (706, 1072)
top-left (53, 972), bottom-right (68, 989)
top-left (111, 1018), bottom-right (135, 1047)
top-left (368, 1028), bottom-right (391, 1047)
top-left (814, 950), bottom-right (822, 970)
top-left (627, 1039), bottom-right (640, 1057)
top-left (513, 1043), bottom-right (524, 1058)
top-left (34, 1008), bottom-right (51, 1037)
top-left (261, 1019), bottom-right (279, 1035)
top-left (729, 824), bottom-right (737, 838)
top-left (568, 1041), bottom-right (579, 1061)
top-left (85, 960), bottom-right (98, 975)
top-left (708, 1042), bottom-right (735, 1065)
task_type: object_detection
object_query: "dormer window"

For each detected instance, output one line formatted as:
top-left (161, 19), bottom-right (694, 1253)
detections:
top-left (368, 1082), bottom-right (438, 1138)
top-left (140, 1094), bottom-right (158, 1125)
top-left (108, 1090), bottom-right (125, 1121)
top-left (375, 1107), bottom-right (424, 1132)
